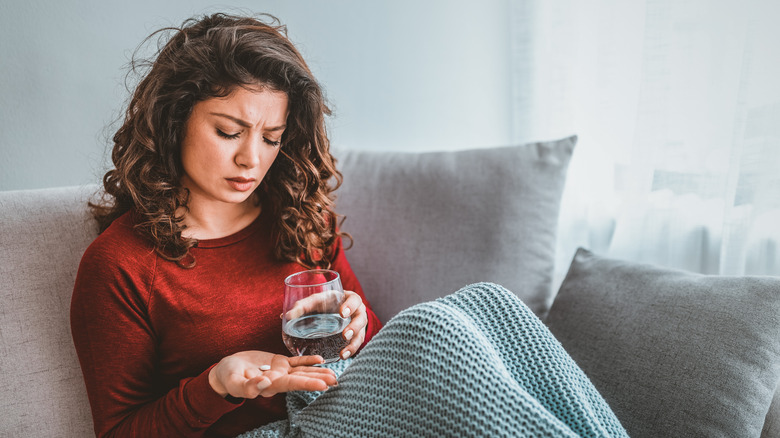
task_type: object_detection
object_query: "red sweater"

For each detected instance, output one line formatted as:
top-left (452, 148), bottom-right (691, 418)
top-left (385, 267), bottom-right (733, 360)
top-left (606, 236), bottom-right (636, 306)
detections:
top-left (70, 210), bottom-right (381, 437)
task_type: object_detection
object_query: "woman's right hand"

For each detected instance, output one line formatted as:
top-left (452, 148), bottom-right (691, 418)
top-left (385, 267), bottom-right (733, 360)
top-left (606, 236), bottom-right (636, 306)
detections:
top-left (208, 351), bottom-right (337, 399)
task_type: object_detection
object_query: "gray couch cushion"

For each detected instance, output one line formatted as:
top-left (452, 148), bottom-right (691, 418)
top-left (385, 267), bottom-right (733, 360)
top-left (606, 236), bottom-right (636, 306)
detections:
top-left (335, 136), bottom-right (576, 322)
top-left (0, 185), bottom-right (99, 436)
top-left (546, 248), bottom-right (780, 438)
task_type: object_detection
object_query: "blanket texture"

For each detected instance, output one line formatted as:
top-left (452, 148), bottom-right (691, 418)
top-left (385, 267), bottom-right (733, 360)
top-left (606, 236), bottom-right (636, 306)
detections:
top-left (238, 282), bottom-right (628, 438)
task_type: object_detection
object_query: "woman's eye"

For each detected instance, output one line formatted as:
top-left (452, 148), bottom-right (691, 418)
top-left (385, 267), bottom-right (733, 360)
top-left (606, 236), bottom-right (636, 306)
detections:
top-left (264, 137), bottom-right (282, 147)
top-left (216, 129), bottom-right (240, 139)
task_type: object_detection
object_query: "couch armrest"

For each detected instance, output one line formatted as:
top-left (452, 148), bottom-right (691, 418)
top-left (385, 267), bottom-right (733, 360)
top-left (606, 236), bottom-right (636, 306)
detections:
top-left (0, 185), bottom-right (99, 436)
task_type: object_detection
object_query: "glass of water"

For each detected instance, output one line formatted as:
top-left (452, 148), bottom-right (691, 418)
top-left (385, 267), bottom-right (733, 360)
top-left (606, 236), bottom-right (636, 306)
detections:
top-left (282, 269), bottom-right (350, 363)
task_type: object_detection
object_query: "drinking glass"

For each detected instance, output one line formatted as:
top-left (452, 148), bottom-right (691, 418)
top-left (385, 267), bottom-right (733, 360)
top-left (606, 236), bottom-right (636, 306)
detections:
top-left (281, 269), bottom-right (350, 363)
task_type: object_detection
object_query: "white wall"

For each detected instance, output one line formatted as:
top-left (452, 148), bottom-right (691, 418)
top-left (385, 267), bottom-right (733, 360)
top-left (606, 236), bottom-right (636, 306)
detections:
top-left (0, 0), bottom-right (512, 191)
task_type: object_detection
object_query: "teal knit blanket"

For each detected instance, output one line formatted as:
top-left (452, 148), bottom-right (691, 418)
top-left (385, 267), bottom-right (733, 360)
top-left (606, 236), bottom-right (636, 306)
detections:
top-left (239, 282), bottom-right (628, 438)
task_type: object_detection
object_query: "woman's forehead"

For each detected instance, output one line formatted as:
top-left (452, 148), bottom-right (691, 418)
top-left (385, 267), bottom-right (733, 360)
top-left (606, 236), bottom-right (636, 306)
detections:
top-left (194, 87), bottom-right (289, 126)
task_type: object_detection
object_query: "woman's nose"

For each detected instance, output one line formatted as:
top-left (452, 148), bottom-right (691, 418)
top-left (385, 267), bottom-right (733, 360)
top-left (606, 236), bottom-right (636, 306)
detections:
top-left (235, 137), bottom-right (261, 168)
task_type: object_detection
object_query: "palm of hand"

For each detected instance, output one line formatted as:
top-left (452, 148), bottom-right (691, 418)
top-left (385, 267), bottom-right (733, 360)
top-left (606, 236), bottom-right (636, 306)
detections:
top-left (211, 351), bottom-right (336, 399)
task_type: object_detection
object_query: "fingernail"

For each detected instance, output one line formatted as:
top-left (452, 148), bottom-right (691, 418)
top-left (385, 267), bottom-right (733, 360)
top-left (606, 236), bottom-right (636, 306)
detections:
top-left (257, 379), bottom-right (271, 390)
top-left (341, 307), bottom-right (350, 318)
top-left (342, 350), bottom-right (351, 359)
top-left (344, 329), bottom-right (354, 341)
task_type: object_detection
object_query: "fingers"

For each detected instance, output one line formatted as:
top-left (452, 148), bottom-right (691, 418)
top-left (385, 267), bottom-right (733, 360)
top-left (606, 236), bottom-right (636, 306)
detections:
top-left (342, 305), bottom-right (367, 340)
top-left (222, 369), bottom-right (256, 398)
top-left (291, 368), bottom-right (338, 379)
top-left (257, 366), bottom-right (337, 398)
top-left (244, 366), bottom-right (263, 381)
top-left (230, 365), bottom-right (276, 398)
top-left (260, 373), bottom-right (333, 397)
top-left (244, 365), bottom-right (335, 398)
top-left (340, 293), bottom-right (368, 359)
top-left (285, 356), bottom-right (336, 385)
top-left (242, 375), bottom-right (270, 399)
top-left (211, 351), bottom-right (279, 399)
top-left (288, 354), bottom-right (325, 367)
top-left (255, 377), bottom-right (272, 393)
top-left (285, 298), bottom-right (315, 321)
top-left (339, 291), bottom-right (364, 320)
top-left (214, 352), bottom-right (338, 400)
top-left (341, 326), bottom-right (366, 360)
top-left (286, 290), bottom-right (345, 320)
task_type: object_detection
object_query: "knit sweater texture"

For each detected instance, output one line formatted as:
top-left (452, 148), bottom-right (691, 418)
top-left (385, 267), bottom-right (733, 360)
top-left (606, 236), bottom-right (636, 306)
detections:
top-left (70, 210), bottom-right (381, 437)
top-left (239, 283), bottom-right (628, 438)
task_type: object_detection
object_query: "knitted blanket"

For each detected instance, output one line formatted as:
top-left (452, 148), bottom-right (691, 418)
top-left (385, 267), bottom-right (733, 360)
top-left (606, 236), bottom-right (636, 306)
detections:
top-left (238, 282), bottom-right (628, 438)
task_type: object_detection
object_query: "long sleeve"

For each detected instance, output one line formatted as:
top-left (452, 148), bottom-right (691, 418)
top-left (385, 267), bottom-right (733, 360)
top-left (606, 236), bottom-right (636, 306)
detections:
top-left (70, 212), bottom-right (382, 437)
top-left (70, 233), bottom-right (241, 437)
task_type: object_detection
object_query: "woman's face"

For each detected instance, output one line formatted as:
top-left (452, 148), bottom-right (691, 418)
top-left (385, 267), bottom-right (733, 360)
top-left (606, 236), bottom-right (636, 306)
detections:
top-left (179, 86), bottom-right (289, 210)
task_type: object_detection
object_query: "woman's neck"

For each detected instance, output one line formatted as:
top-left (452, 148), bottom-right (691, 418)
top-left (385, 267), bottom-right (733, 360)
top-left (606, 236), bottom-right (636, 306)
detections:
top-left (179, 196), bottom-right (262, 240)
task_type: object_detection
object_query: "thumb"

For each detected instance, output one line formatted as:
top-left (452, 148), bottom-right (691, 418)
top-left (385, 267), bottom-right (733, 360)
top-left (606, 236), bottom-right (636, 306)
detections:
top-left (256, 377), bottom-right (273, 397)
top-left (241, 374), bottom-right (270, 399)
top-left (245, 367), bottom-right (262, 380)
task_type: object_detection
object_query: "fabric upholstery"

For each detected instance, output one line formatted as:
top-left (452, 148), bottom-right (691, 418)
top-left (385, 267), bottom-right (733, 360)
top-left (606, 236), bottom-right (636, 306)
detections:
top-left (5, 143), bottom-right (775, 437)
top-left (546, 248), bottom-right (780, 438)
top-left (334, 136), bottom-right (576, 322)
top-left (0, 185), bottom-right (99, 436)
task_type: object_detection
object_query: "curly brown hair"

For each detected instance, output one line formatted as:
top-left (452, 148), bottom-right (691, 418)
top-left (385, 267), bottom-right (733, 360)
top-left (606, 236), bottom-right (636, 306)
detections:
top-left (92, 13), bottom-right (347, 268)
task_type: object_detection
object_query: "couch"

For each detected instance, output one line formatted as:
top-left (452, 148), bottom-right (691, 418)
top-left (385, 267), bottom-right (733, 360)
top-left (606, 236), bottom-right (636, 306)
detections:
top-left (1, 136), bottom-right (779, 437)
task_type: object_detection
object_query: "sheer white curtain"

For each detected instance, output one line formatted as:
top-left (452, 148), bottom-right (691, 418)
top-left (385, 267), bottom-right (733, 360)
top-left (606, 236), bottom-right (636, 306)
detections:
top-left (510, 0), bottom-right (780, 286)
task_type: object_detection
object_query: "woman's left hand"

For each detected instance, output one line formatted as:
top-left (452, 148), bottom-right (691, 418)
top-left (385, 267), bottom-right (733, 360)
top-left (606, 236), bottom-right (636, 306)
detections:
top-left (339, 290), bottom-right (368, 360)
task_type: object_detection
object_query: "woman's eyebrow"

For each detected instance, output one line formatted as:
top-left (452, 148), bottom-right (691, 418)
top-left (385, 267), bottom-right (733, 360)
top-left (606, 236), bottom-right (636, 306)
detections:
top-left (209, 112), bottom-right (286, 132)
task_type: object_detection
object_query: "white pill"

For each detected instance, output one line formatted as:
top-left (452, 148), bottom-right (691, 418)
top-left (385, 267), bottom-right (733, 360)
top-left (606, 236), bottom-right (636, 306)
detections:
top-left (260, 365), bottom-right (271, 371)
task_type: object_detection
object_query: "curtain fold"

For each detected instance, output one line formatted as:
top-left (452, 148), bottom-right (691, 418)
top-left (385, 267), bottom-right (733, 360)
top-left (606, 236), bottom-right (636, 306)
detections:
top-left (510, 0), bottom-right (780, 286)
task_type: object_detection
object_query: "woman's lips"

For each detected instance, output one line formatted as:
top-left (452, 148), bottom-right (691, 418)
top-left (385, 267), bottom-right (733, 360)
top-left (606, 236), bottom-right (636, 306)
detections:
top-left (226, 177), bottom-right (256, 192)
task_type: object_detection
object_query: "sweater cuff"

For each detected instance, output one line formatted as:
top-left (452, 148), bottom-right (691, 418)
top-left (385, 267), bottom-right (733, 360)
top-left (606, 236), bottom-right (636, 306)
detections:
top-left (183, 364), bottom-right (244, 424)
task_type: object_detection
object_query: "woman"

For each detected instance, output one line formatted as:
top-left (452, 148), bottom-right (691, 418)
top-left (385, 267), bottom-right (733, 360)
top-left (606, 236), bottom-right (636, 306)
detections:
top-left (72, 12), bottom-right (628, 438)
top-left (71, 13), bottom-right (381, 437)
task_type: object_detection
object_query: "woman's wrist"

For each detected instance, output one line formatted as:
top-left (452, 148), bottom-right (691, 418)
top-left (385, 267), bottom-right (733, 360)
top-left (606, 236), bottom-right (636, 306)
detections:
top-left (208, 363), bottom-right (229, 398)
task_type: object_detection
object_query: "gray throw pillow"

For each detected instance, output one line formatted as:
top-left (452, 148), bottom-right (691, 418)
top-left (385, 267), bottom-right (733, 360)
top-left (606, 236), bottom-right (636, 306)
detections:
top-left (334, 136), bottom-right (576, 322)
top-left (546, 248), bottom-right (780, 438)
